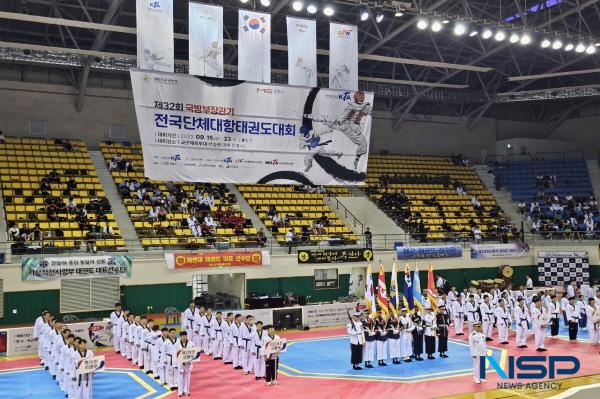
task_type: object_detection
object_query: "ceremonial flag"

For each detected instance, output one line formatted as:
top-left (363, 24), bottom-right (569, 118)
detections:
top-left (189, 3), bottom-right (224, 78)
top-left (427, 262), bottom-right (438, 311)
top-left (364, 264), bottom-right (376, 317)
top-left (413, 264), bottom-right (424, 311)
top-left (402, 263), bottom-right (414, 310)
top-left (286, 16), bottom-right (317, 87)
top-left (238, 10), bottom-right (271, 83)
top-left (329, 22), bottom-right (358, 90)
top-left (377, 263), bottom-right (389, 318)
top-left (389, 262), bottom-right (399, 316)
top-left (348, 272), bottom-right (355, 296)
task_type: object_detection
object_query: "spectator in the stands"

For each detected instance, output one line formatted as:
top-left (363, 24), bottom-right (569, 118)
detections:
top-left (66, 197), bottom-right (77, 214)
top-left (364, 227), bottom-right (372, 248)
top-left (518, 201), bottom-right (526, 215)
top-left (190, 221), bottom-right (202, 237)
top-left (197, 192), bottom-right (215, 210)
top-left (267, 205), bottom-right (277, 218)
top-left (272, 213), bottom-right (282, 226)
top-left (0, 131), bottom-right (5, 143)
top-left (8, 224), bottom-right (19, 241)
top-left (203, 213), bottom-right (216, 228)
top-left (472, 226), bottom-right (482, 243)
top-left (85, 229), bottom-right (97, 253)
top-left (257, 228), bottom-right (267, 247)
top-left (186, 213), bottom-right (197, 229)
top-left (47, 169), bottom-right (61, 184)
top-left (147, 207), bottom-right (159, 222)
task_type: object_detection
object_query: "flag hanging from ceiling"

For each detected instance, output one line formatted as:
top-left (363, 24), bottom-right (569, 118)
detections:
top-left (413, 264), bottom-right (424, 311)
top-left (189, 3), bottom-right (224, 78)
top-left (364, 264), bottom-right (376, 317)
top-left (136, 0), bottom-right (174, 72)
top-left (427, 262), bottom-right (439, 312)
top-left (286, 16), bottom-right (317, 87)
top-left (329, 22), bottom-right (358, 90)
top-left (389, 261), bottom-right (399, 317)
top-left (377, 263), bottom-right (389, 318)
top-left (402, 263), bottom-right (414, 311)
top-left (238, 10), bottom-right (271, 83)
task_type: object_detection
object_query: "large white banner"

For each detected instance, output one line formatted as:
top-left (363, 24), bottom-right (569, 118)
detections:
top-left (136, 0), bottom-right (174, 72)
top-left (302, 302), bottom-right (357, 328)
top-left (329, 23), bottom-right (358, 90)
top-left (286, 17), bottom-right (317, 87)
top-left (238, 10), bottom-right (271, 83)
top-left (130, 69), bottom-right (373, 185)
top-left (189, 3), bottom-right (223, 78)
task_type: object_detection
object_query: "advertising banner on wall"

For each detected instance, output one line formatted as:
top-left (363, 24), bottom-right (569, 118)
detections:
top-left (21, 256), bottom-right (132, 281)
top-left (396, 245), bottom-right (463, 260)
top-left (286, 16), bottom-right (317, 87)
top-left (329, 22), bottom-right (358, 90)
top-left (165, 251), bottom-right (270, 269)
top-left (297, 248), bottom-right (373, 264)
top-left (0, 321), bottom-right (112, 357)
top-left (188, 3), bottom-right (224, 78)
top-left (537, 251), bottom-right (589, 287)
top-left (136, 0), bottom-right (174, 72)
top-left (131, 69), bottom-right (373, 185)
top-left (470, 243), bottom-right (530, 259)
top-left (302, 302), bottom-right (357, 328)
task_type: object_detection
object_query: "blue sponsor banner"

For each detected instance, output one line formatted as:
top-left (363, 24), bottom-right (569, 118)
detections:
top-left (396, 245), bottom-right (462, 260)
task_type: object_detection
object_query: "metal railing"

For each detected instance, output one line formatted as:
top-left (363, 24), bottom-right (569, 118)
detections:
top-left (324, 190), bottom-right (364, 233)
top-left (1, 230), bottom-right (598, 262)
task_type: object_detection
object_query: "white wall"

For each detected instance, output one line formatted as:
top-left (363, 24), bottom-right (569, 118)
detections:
top-left (550, 115), bottom-right (600, 160)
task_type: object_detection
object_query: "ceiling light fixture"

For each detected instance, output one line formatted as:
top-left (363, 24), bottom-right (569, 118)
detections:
top-left (292, 1), bottom-right (304, 12)
top-left (564, 43), bottom-right (574, 51)
top-left (260, 0), bottom-right (270, 6)
top-left (509, 33), bottom-right (520, 43)
top-left (430, 20), bottom-right (443, 32)
top-left (494, 30), bottom-right (506, 41)
top-left (376, 11), bottom-right (384, 23)
top-left (416, 18), bottom-right (428, 30)
top-left (323, 5), bottom-right (334, 16)
top-left (482, 28), bottom-right (493, 39)
top-left (541, 38), bottom-right (551, 48)
top-left (520, 33), bottom-right (531, 45)
top-left (454, 22), bottom-right (467, 36)
top-left (551, 39), bottom-right (563, 50)
top-left (469, 30), bottom-right (479, 37)
top-left (586, 45), bottom-right (596, 54)
top-left (359, 4), bottom-right (369, 21)
top-left (575, 43), bottom-right (586, 53)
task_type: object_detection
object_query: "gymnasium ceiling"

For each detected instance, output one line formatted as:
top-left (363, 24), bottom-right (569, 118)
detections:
top-left (2, 0), bottom-right (600, 131)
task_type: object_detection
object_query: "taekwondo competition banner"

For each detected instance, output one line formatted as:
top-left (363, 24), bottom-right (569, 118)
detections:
top-left (329, 22), bottom-right (358, 90)
top-left (396, 245), bottom-right (462, 260)
top-left (130, 69), bottom-right (373, 185)
top-left (297, 248), bottom-right (373, 264)
top-left (21, 255), bottom-right (132, 281)
top-left (76, 355), bottom-right (106, 375)
top-left (302, 302), bottom-right (357, 328)
top-left (286, 17), bottom-right (317, 87)
top-left (165, 250), bottom-right (270, 269)
top-left (1, 321), bottom-right (112, 357)
top-left (136, 0), bottom-right (174, 72)
top-left (238, 10), bottom-right (271, 83)
top-left (470, 243), bottom-right (530, 259)
top-left (189, 3), bottom-right (224, 78)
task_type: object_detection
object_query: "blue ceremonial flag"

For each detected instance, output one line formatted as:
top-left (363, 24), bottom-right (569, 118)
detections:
top-left (412, 264), bottom-right (424, 311)
top-left (402, 263), bottom-right (414, 310)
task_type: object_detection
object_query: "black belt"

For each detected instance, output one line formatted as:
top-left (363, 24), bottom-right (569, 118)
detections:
top-left (243, 337), bottom-right (251, 350)
top-left (256, 345), bottom-right (262, 359)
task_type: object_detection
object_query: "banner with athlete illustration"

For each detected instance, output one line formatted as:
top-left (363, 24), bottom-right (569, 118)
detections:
top-left (189, 3), bottom-right (223, 78)
top-left (329, 22), bottom-right (358, 90)
top-left (136, 0), bottom-right (174, 72)
top-left (286, 17), bottom-right (317, 87)
top-left (130, 69), bottom-right (373, 185)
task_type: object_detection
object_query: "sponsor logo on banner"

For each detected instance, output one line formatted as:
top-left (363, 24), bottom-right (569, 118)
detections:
top-left (166, 250), bottom-right (270, 269)
top-left (470, 243), bottom-right (530, 259)
top-left (297, 248), bottom-right (373, 264)
top-left (396, 245), bottom-right (463, 260)
top-left (21, 255), bottom-right (132, 281)
top-left (177, 347), bottom-right (201, 364)
top-left (76, 355), bottom-right (106, 375)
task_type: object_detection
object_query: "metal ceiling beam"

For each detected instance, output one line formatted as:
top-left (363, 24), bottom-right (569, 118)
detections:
top-left (75, 0), bottom-right (124, 112)
top-left (508, 67), bottom-right (600, 81)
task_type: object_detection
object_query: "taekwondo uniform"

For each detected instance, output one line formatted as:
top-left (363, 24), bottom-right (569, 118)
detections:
top-left (388, 318), bottom-right (401, 364)
top-left (132, 322), bottom-right (143, 366)
top-left (141, 326), bottom-right (153, 372)
top-left (548, 300), bottom-right (561, 336)
top-left (210, 318), bottom-right (225, 359)
top-left (193, 312), bottom-right (205, 350)
top-left (56, 337), bottom-right (69, 391)
top-left (466, 300), bottom-right (480, 334)
top-left (530, 305), bottom-right (548, 351)
top-left (560, 297), bottom-right (570, 326)
top-left (585, 304), bottom-right (600, 344)
top-left (49, 329), bottom-right (62, 377)
top-left (480, 300), bottom-right (495, 340)
top-left (264, 333), bottom-right (281, 384)
top-left (162, 337), bottom-right (178, 389)
top-left (181, 307), bottom-right (199, 345)
top-left (347, 317), bottom-right (364, 369)
top-left (453, 300), bottom-right (466, 335)
top-left (375, 317), bottom-right (388, 365)
top-left (578, 298), bottom-right (587, 329)
top-left (436, 311), bottom-right (450, 357)
top-left (126, 321), bottom-right (136, 361)
top-left (173, 340), bottom-right (194, 396)
top-left (469, 328), bottom-right (487, 383)
top-left (251, 329), bottom-right (268, 378)
top-left (230, 321), bottom-right (243, 368)
top-left (148, 330), bottom-right (161, 375)
top-left (73, 349), bottom-right (94, 399)
top-left (155, 336), bottom-right (167, 385)
top-left (109, 310), bottom-right (123, 353)
top-left (494, 304), bottom-right (511, 343)
top-left (120, 320), bottom-right (132, 359)
top-left (514, 304), bottom-right (530, 347)
top-left (67, 345), bottom-right (78, 398)
top-left (423, 311), bottom-right (437, 359)
top-left (33, 315), bottom-right (46, 363)
top-left (241, 323), bottom-right (256, 374)
top-left (399, 314), bottom-right (414, 361)
top-left (222, 320), bottom-right (234, 364)
top-left (565, 302), bottom-right (580, 340)
top-left (362, 318), bottom-right (376, 367)
top-left (447, 290), bottom-right (457, 319)
top-left (200, 314), bottom-right (214, 355)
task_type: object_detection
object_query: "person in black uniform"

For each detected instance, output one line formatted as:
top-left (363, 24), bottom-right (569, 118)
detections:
top-left (412, 313), bottom-right (424, 361)
top-left (387, 316), bottom-right (401, 364)
top-left (362, 315), bottom-right (376, 368)
top-left (436, 305), bottom-right (451, 358)
top-left (375, 315), bottom-right (388, 366)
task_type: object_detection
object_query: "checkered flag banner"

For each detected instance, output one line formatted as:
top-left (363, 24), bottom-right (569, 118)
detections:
top-left (537, 251), bottom-right (589, 287)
